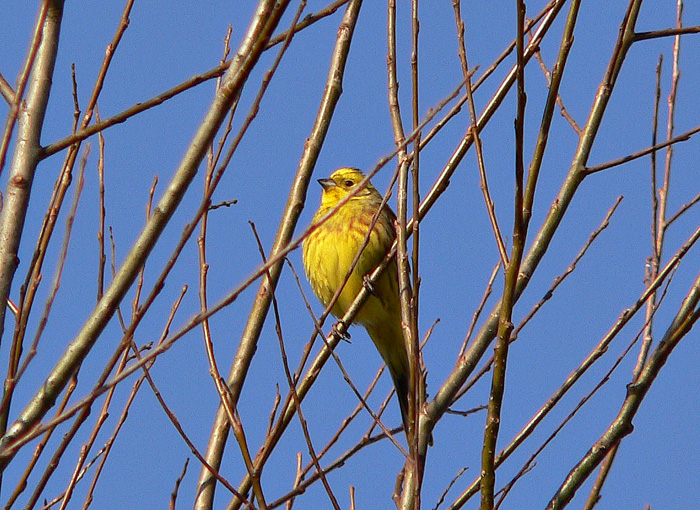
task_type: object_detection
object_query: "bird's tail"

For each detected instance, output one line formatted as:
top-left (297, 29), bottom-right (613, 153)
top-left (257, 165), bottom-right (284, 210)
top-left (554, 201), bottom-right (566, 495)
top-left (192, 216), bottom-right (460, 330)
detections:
top-left (366, 318), bottom-right (412, 437)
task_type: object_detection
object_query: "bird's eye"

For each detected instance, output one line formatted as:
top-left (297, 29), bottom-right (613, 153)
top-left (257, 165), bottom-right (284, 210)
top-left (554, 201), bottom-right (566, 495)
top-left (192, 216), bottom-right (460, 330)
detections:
top-left (344, 180), bottom-right (354, 187)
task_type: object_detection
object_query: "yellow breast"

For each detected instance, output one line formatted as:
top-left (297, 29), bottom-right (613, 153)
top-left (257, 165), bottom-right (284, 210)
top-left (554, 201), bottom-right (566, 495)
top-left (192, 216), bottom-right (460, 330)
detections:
top-left (302, 198), bottom-right (396, 325)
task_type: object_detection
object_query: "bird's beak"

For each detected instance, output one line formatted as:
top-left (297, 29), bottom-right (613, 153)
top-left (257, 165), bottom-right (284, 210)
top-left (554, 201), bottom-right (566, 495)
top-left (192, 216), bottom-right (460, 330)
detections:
top-left (317, 178), bottom-right (335, 190)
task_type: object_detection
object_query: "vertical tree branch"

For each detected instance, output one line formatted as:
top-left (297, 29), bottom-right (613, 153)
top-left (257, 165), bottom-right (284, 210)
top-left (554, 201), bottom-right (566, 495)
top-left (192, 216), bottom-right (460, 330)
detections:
top-left (480, 1), bottom-right (527, 508)
top-left (399, 0), bottom-right (427, 507)
top-left (196, 2), bottom-right (364, 508)
top-left (0, 0), bottom-right (63, 357)
top-left (635, 0), bottom-right (683, 377)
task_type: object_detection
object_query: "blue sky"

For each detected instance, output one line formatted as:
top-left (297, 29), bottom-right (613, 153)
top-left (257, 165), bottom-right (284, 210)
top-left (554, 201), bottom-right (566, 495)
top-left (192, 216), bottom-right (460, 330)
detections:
top-left (2, 1), bottom-right (700, 509)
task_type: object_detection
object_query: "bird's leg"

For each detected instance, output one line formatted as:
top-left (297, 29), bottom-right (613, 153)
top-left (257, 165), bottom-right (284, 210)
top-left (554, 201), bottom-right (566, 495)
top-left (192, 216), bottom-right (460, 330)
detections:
top-left (362, 274), bottom-right (377, 295)
top-left (331, 321), bottom-right (352, 343)
top-left (363, 274), bottom-right (389, 307)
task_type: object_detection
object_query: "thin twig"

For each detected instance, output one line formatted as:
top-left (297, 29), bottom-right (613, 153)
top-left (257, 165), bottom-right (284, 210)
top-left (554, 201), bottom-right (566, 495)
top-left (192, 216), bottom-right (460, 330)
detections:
top-left (585, 123), bottom-right (700, 174)
top-left (433, 467), bottom-right (468, 510)
top-left (633, 24), bottom-right (700, 41)
top-left (666, 190), bottom-right (700, 226)
top-left (169, 459), bottom-right (190, 510)
top-left (453, 0), bottom-right (509, 267)
top-left (96, 105), bottom-right (107, 301)
top-left (0, 72), bottom-right (14, 105)
top-left (250, 223), bottom-right (340, 510)
top-left (533, 50), bottom-right (581, 134)
top-left (459, 261), bottom-right (500, 357)
top-left (514, 196), bottom-right (623, 338)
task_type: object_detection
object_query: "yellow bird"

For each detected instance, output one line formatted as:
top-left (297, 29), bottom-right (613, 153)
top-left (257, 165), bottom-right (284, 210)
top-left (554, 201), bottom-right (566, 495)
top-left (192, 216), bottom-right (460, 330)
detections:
top-left (303, 167), bottom-right (411, 437)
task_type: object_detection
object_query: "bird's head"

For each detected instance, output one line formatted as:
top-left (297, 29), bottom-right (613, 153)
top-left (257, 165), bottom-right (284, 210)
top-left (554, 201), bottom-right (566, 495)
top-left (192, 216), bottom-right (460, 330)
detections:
top-left (317, 168), bottom-right (378, 207)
